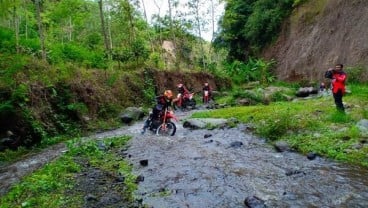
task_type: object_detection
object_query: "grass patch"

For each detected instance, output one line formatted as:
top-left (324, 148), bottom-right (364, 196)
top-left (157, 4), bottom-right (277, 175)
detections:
top-left (193, 84), bottom-right (368, 167)
top-left (0, 136), bottom-right (138, 208)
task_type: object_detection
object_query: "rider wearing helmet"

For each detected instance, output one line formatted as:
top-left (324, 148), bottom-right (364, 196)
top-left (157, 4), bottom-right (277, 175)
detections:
top-left (177, 83), bottom-right (189, 95)
top-left (141, 90), bottom-right (174, 134)
top-left (174, 83), bottom-right (189, 107)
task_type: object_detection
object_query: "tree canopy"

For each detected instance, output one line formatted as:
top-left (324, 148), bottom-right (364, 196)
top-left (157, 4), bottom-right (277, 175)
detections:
top-left (215, 0), bottom-right (295, 61)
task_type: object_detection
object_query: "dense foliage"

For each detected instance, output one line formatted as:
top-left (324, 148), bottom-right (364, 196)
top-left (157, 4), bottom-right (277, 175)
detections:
top-left (215, 0), bottom-right (297, 61)
top-left (0, 0), bottom-right (228, 147)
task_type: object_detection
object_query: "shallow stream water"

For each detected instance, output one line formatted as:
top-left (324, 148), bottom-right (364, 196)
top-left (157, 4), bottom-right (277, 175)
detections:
top-left (1, 109), bottom-right (367, 207)
top-left (95, 110), bottom-right (368, 208)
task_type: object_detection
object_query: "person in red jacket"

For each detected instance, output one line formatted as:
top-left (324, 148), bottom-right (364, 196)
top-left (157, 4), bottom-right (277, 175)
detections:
top-left (325, 64), bottom-right (347, 112)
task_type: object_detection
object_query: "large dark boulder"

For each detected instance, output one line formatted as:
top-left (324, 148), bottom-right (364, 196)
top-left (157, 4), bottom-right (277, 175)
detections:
top-left (295, 87), bottom-right (318, 97)
top-left (120, 107), bottom-right (145, 124)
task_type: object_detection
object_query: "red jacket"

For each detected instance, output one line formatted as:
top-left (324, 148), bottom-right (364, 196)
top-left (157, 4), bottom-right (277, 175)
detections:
top-left (331, 71), bottom-right (346, 94)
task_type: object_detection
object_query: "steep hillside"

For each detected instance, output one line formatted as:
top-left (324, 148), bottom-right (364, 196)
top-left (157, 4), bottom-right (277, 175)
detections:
top-left (0, 64), bottom-right (229, 149)
top-left (263, 0), bottom-right (368, 82)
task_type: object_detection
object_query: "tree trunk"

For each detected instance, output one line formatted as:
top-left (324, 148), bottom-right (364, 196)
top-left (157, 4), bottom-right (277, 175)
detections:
top-left (24, 0), bottom-right (28, 40)
top-left (13, 4), bottom-right (20, 53)
top-left (208, 0), bottom-right (216, 65)
top-left (167, 0), bottom-right (177, 68)
top-left (98, 0), bottom-right (111, 59)
top-left (35, 0), bottom-right (46, 61)
top-left (153, 0), bottom-right (164, 65)
top-left (141, 0), bottom-right (154, 51)
top-left (193, 0), bottom-right (206, 70)
top-left (68, 16), bottom-right (72, 42)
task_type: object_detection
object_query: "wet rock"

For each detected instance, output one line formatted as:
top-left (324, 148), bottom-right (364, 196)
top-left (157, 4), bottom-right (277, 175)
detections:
top-left (282, 192), bottom-right (297, 200)
top-left (204, 134), bottom-right (212, 138)
top-left (120, 107), bottom-right (145, 124)
top-left (285, 169), bottom-right (304, 176)
top-left (139, 159), bottom-right (148, 167)
top-left (183, 120), bottom-right (201, 130)
top-left (0, 131), bottom-right (20, 151)
top-left (97, 140), bottom-right (107, 151)
top-left (306, 152), bottom-right (317, 160)
top-left (120, 115), bottom-right (133, 124)
top-left (296, 87), bottom-right (318, 97)
top-left (244, 196), bottom-right (266, 208)
top-left (357, 119), bottom-right (368, 135)
top-left (351, 143), bottom-right (363, 150)
top-left (85, 194), bottom-right (98, 201)
top-left (274, 141), bottom-right (290, 152)
top-left (204, 139), bottom-right (213, 144)
top-left (227, 117), bottom-right (239, 124)
top-left (229, 141), bottom-right (243, 148)
top-left (218, 104), bottom-right (227, 108)
top-left (135, 175), bottom-right (144, 183)
top-left (238, 98), bottom-right (251, 106)
top-left (115, 176), bottom-right (125, 182)
top-left (100, 193), bottom-right (121, 205)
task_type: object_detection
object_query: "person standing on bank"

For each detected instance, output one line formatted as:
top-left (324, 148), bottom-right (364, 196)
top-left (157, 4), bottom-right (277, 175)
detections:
top-left (324, 64), bottom-right (347, 112)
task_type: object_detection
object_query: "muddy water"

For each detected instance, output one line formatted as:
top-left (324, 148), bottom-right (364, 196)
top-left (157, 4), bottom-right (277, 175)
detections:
top-left (96, 110), bottom-right (368, 208)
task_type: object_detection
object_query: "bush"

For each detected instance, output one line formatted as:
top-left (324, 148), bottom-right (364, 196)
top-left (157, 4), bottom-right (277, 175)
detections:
top-left (345, 66), bottom-right (367, 84)
top-left (0, 27), bottom-right (15, 53)
top-left (19, 38), bottom-right (40, 55)
top-left (49, 43), bottom-right (106, 68)
top-left (223, 58), bottom-right (275, 84)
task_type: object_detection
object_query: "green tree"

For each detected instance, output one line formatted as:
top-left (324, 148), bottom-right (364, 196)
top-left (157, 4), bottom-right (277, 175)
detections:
top-left (215, 0), bottom-right (294, 61)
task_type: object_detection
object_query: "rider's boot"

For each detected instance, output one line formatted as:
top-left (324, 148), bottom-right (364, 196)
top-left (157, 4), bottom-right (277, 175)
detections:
top-left (141, 115), bottom-right (152, 134)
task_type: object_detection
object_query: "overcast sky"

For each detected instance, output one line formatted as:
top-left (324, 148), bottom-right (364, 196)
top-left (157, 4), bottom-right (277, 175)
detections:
top-left (139, 0), bottom-right (224, 41)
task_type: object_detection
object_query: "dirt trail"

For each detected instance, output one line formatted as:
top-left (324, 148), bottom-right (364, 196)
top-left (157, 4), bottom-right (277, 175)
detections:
top-left (0, 143), bottom-right (66, 196)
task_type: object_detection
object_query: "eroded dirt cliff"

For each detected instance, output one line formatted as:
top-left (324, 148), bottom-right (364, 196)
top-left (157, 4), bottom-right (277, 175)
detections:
top-left (263, 0), bottom-right (368, 82)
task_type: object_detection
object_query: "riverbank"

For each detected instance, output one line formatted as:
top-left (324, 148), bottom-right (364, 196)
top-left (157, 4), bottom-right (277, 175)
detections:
top-left (193, 84), bottom-right (368, 167)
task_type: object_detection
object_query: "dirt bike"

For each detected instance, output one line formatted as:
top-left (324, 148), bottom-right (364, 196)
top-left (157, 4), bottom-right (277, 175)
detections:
top-left (143, 108), bottom-right (177, 136)
top-left (174, 92), bottom-right (196, 110)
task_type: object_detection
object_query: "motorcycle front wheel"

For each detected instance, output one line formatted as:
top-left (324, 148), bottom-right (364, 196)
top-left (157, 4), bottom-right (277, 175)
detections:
top-left (156, 121), bottom-right (176, 136)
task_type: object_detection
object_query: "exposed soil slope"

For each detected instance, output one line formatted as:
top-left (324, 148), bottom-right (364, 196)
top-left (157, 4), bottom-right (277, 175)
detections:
top-left (263, 0), bottom-right (368, 82)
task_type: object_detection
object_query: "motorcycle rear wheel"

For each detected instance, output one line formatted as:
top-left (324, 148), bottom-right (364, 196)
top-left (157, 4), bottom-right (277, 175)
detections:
top-left (156, 121), bottom-right (176, 136)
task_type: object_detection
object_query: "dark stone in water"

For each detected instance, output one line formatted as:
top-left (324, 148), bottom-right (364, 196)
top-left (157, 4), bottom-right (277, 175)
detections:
top-left (120, 114), bottom-right (133, 124)
top-left (285, 169), bottom-right (304, 176)
top-left (204, 134), bottom-right (212, 138)
top-left (183, 121), bottom-right (198, 129)
top-left (244, 196), bottom-right (266, 208)
top-left (115, 176), bottom-right (125, 182)
top-left (204, 139), bottom-right (213, 144)
top-left (84, 194), bottom-right (98, 201)
top-left (306, 152), bottom-right (317, 160)
top-left (135, 175), bottom-right (144, 183)
top-left (229, 141), bottom-right (243, 148)
top-left (140, 159), bottom-right (148, 166)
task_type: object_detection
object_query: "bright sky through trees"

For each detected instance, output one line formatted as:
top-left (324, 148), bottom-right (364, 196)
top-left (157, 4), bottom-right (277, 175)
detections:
top-left (139, 0), bottom-right (224, 41)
